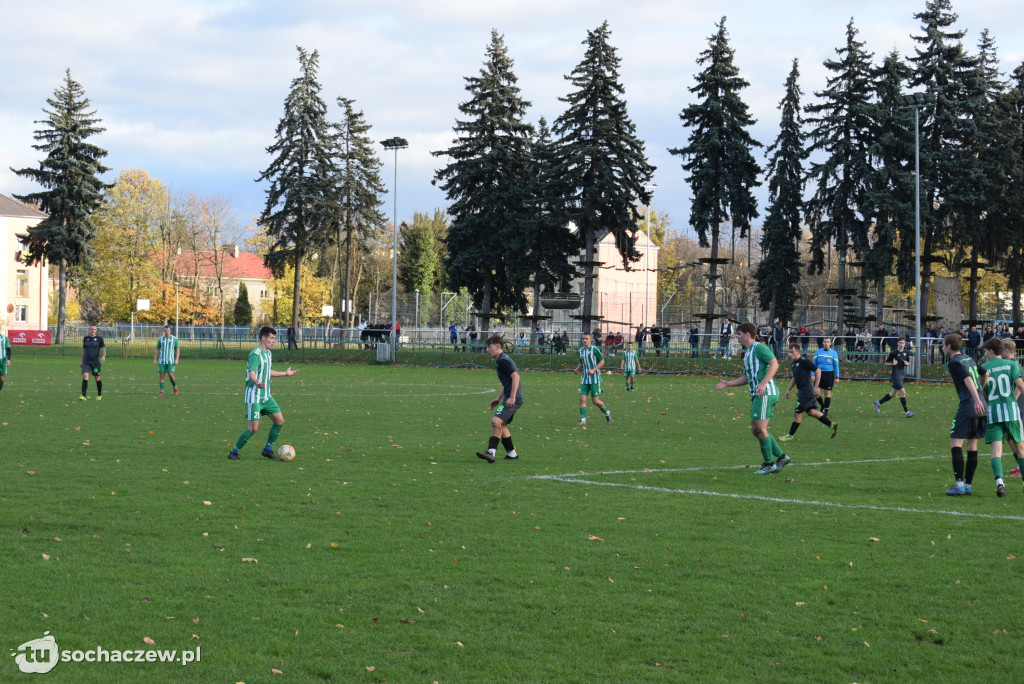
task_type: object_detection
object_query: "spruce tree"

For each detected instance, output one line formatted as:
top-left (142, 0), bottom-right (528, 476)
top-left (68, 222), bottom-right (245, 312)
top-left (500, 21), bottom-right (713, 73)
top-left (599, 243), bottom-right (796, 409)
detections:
top-left (233, 282), bottom-right (254, 327)
top-left (669, 17), bottom-right (760, 337)
top-left (333, 96), bottom-right (387, 327)
top-left (554, 22), bottom-right (655, 334)
top-left (966, 30), bottom-right (1017, 321)
top-left (433, 30), bottom-right (535, 329)
top-left (1001, 62), bottom-right (1024, 325)
top-left (256, 46), bottom-right (337, 339)
top-left (804, 18), bottom-right (876, 333)
top-left (755, 59), bottom-right (806, 326)
top-left (906, 0), bottom-right (980, 323)
top-left (517, 117), bottom-right (578, 327)
top-left (865, 49), bottom-right (914, 322)
top-left (12, 69), bottom-right (110, 341)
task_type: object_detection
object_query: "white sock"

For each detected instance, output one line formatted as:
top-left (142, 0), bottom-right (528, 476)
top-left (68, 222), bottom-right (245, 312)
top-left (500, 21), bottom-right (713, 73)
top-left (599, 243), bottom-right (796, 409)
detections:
top-left (997, 477), bottom-right (1005, 486)
top-left (508, 449), bottom-right (517, 458)
top-left (487, 448), bottom-right (496, 456)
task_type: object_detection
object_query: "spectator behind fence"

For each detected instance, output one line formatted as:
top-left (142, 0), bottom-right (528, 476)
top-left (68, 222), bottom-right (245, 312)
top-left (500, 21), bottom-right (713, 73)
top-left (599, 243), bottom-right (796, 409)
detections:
top-left (717, 319), bottom-right (733, 358)
top-left (689, 325), bottom-right (700, 358)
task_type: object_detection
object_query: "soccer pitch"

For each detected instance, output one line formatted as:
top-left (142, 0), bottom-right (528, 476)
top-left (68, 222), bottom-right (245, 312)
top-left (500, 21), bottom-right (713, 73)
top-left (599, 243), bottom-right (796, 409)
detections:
top-left (2, 357), bottom-right (1022, 682)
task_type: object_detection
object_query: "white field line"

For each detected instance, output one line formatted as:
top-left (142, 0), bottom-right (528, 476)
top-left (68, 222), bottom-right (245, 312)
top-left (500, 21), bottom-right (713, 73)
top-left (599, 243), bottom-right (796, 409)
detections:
top-left (527, 458), bottom-right (1024, 521)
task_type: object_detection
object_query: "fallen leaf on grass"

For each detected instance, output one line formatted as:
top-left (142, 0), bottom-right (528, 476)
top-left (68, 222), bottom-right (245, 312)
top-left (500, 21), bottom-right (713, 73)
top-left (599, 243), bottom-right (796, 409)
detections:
top-left (868, 537), bottom-right (880, 542)
top-left (365, 666), bottom-right (376, 672)
top-left (400, 617), bottom-right (413, 623)
top-left (41, 553), bottom-right (50, 561)
top-left (241, 557), bottom-right (258, 563)
top-left (587, 535), bottom-right (604, 542)
top-left (272, 668), bottom-right (283, 674)
top-left (203, 500), bottom-right (212, 506)
top-left (143, 637), bottom-right (155, 645)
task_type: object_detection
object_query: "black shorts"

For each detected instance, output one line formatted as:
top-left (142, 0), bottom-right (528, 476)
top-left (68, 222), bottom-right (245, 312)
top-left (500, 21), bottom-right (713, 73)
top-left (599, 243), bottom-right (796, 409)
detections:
top-left (795, 396), bottom-right (819, 414)
top-left (494, 401), bottom-right (523, 425)
top-left (819, 371), bottom-right (835, 390)
top-left (950, 406), bottom-right (986, 440)
top-left (891, 374), bottom-right (905, 391)
top-left (81, 362), bottom-right (101, 376)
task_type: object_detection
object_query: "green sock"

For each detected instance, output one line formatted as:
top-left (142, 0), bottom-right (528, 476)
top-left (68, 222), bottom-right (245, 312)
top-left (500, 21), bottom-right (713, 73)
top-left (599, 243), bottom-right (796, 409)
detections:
top-left (1017, 456), bottom-right (1024, 472)
top-left (234, 429), bottom-right (253, 451)
top-left (770, 435), bottom-right (784, 459)
top-left (160, 381), bottom-right (165, 392)
top-left (266, 424), bottom-right (283, 450)
top-left (601, 405), bottom-right (609, 415)
top-left (758, 436), bottom-right (774, 464)
top-left (992, 457), bottom-right (1003, 479)
top-left (580, 406), bottom-right (587, 419)
top-left (170, 378), bottom-right (176, 388)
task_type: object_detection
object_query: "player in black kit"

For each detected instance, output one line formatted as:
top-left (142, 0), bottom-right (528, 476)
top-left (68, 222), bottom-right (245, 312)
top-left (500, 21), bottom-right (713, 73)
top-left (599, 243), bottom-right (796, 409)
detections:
top-left (476, 335), bottom-right (524, 463)
top-left (874, 337), bottom-right (913, 417)
top-left (779, 343), bottom-right (838, 441)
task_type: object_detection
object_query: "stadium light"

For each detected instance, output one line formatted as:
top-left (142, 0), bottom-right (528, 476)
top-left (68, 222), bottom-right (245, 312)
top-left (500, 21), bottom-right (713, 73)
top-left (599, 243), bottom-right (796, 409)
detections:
top-left (896, 92), bottom-right (936, 378)
top-left (380, 136), bottom-right (409, 363)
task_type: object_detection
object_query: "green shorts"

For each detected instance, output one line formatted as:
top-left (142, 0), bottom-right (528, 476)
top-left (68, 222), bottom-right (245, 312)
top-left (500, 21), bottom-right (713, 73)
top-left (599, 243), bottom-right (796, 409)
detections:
top-left (623, 370), bottom-right (635, 379)
top-left (750, 393), bottom-right (779, 422)
top-left (0, 361), bottom-right (7, 376)
top-left (580, 382), bottom-right (602, 398)
top-left (246, 396), bottom-right (282, 421)
top-left (158, 363), bottom-right (176, 373)
top-left (985, 419), bottom-right (1024, 445)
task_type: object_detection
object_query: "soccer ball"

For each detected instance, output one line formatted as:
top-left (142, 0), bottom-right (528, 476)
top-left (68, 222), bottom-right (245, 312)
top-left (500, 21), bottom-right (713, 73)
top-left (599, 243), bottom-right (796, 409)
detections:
top-left (606, 370), bottom-right (612, 375)
top-left (276, 444), bottom-right (296, 462)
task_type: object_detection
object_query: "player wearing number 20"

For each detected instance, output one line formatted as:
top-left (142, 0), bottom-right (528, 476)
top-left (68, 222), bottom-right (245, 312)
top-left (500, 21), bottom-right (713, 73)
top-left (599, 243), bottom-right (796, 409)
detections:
top-left (981, 338), bottom-right (1024, 498)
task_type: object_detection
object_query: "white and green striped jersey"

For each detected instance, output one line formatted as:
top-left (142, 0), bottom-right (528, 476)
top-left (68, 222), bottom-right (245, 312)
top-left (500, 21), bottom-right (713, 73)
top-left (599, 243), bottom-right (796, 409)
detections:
top-left (622, 349), bottom-right (638, 374)
top-left (578, 345), bottom-right (604, 385)
top-left (743, 342), bottom-right (780, 398)
top-left (244, 346), bottom-right (273, 403)
top-left (156, 335), bottom-right (179, 364)
top-left (0, 334), bottom-right (9, 367)
top-left (983, 358), bottom-right (1022, 424)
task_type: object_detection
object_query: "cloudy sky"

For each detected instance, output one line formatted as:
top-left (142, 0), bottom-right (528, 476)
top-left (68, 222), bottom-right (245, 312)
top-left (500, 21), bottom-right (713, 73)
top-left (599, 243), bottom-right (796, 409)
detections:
top-left (2, 0), bottom-right (1021, 238)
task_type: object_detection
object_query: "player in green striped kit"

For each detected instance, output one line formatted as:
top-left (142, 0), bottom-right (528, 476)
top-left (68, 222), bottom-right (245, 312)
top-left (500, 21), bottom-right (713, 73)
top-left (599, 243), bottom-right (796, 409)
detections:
top-left (228, 326), bottom-right (300, 461)
top-left (621, 341), bottom-right (639, 391)
top-left (981, 338), bottom-right (1024, 497)
top-left (0, 329), bottom-right (10, 392)
top-left (574, 332), bottom-right (611, 426)
top-left (714, 322), bottom-right (791, 474)
top-left (154, 325), bottom-right (180, 395)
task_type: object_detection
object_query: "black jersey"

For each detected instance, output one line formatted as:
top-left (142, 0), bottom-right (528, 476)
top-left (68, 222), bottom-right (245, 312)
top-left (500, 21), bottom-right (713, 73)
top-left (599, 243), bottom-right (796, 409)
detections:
top-left (887, 349), bottom-right (910, 383)
top-left (790, 356), bottom-right (819, 400)
top-left (83, 335), bottom-right (105, 365)
top-left (495, 353), bottom-right (524, 403)
top-left (948, 353), bottom-right (985, 407)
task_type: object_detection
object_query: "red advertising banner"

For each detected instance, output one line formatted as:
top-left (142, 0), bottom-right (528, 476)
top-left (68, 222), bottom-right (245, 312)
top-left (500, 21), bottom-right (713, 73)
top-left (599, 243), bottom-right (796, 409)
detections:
top-left (9, 330), bottom-right (52, 346)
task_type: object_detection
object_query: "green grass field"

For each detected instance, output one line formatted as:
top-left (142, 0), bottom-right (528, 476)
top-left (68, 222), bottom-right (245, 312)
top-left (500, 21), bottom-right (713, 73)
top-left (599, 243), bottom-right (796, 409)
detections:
top-left (1, 357), bottom-right (1022, 682)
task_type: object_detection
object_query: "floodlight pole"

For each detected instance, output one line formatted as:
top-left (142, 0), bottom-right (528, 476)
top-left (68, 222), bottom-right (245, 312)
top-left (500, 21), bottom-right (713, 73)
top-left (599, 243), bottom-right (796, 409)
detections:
top-left (380, 136), bottom-right (409, 363)
top-left (897, 92), bottom-right (935, 379)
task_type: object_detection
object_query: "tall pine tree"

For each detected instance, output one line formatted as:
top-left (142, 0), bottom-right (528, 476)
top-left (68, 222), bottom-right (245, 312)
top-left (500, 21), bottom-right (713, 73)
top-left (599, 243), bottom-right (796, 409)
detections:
top-left (433, 30), bottom-right (535, 329)
top-left (755, 59), bottom-right (806, 327)
top-left (554, 21), bottom-right (655, 333)
top-left (865, 49), bottom-right (913, 322)
top-left (804, 18), bottom-right (876, 334)
top-left (906, 0), bottom-right (979, 325)
top-left (333, 96), bottom-right (387, 328)
top-left (256, 46), bottom-right (337, 338)
top-left (12, 69), bottom-right (110, 341)
top-left (518, 117), bottom-right (577, 329)
top-left (1002, 62), bottom-right (1024, 325)
top-left (670, 17), bottom-right (760, 336)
